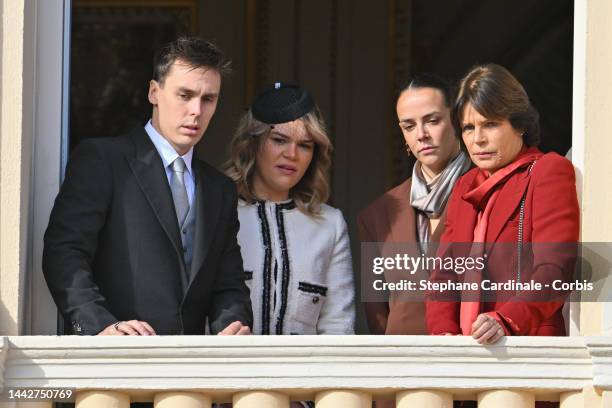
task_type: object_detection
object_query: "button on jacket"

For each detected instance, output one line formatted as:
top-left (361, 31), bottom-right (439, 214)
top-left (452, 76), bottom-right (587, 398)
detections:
top-left (237, 199), bottom-right (355, 335)
top-left (43, 127), bottom-right (253, 335)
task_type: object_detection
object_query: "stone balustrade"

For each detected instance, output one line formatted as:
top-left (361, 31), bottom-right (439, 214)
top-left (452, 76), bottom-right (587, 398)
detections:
top-left (1, 336), bottom-right (612, 407)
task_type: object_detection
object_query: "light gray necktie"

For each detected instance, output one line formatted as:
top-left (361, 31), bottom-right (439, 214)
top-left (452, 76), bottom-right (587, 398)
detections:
top-left (170, 157), bottom-right (189, 226)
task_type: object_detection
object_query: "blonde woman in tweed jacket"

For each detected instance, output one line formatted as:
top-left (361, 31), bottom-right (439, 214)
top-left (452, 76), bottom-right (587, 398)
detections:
top-left (225, 82), bottom-right (355, 336)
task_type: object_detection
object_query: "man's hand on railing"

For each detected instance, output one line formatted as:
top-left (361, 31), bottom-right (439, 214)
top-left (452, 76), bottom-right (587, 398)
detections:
top-left (217, 321), bottom-right (251, 335)
top-left (97, 320), bottom-right (156, 336)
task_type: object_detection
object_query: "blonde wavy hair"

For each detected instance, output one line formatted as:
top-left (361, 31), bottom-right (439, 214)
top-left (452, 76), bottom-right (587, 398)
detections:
top-left (224, 109), bottom-right (332, 216)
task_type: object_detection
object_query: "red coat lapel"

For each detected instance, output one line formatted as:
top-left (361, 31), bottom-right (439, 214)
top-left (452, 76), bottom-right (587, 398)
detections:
top-left (450, 172), bottom-right (479, 242)
top-left (486, 171), bottom-right (531, 243)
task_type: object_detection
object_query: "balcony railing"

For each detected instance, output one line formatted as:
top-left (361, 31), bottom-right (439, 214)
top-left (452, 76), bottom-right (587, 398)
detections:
top-left (1, 335), bottom-right (611, 407)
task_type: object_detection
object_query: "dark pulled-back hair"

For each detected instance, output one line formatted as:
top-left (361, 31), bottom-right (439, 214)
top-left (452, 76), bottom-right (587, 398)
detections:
top-left (153, 37), bottom-right (231, 85)
top-left (400, 73), bottom-right (455, 108)
top-left (455, 63), bottom-right (541, 146)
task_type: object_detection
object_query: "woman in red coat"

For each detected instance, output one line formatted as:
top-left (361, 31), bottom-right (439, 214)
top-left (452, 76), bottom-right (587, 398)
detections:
top-left (426, 64), bottom-right (580, 344)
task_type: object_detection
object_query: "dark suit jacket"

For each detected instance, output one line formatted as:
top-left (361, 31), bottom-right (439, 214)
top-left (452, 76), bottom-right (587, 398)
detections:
top-left (426, 150), bottom-right (579, 336)
top-left (357, 178), bottom-right (447, 335)
top-left (43, 127), bottom-right (253, 335)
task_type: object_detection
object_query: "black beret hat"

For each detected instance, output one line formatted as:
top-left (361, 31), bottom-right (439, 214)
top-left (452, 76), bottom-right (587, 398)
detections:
top-left (251, 82), bottom-right (315, 124)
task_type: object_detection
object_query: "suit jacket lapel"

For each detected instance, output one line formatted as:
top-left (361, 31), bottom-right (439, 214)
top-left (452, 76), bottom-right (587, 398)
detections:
top-left (387, 179), bottom-right (416, 242)
top-left (187, 161), bottom-right (221, 288)
top-left (126, 129), bottom-right (186, 281)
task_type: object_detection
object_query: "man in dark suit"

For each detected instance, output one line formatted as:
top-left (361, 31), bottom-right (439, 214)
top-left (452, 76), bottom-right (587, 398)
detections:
top-left (43, 37), bottom-right (252, 336)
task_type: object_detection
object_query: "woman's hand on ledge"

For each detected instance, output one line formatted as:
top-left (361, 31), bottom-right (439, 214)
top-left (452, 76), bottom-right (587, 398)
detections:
top-left (471, 314), bottom-right (504, 344)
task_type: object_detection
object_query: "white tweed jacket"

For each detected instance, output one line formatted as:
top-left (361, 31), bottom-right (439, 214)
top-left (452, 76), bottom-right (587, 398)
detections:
top-left (237, 199), bottom-right (355, 335)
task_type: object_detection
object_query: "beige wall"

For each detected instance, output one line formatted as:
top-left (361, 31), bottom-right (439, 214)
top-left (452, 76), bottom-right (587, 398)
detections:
top-left (0, 0), bottom-right (37, 335)
top-left (573, 0), bottom-right (612, 336)
top-left (1, 0), bottom-right (24, 335)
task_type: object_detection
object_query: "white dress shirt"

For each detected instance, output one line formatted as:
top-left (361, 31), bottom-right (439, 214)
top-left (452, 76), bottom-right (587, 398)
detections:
top-left (144, 120), bottom-right (195, 205)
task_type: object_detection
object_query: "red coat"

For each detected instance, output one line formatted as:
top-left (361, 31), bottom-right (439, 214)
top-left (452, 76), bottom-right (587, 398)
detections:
top-left (426, 150), bottom-right (580, 336)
